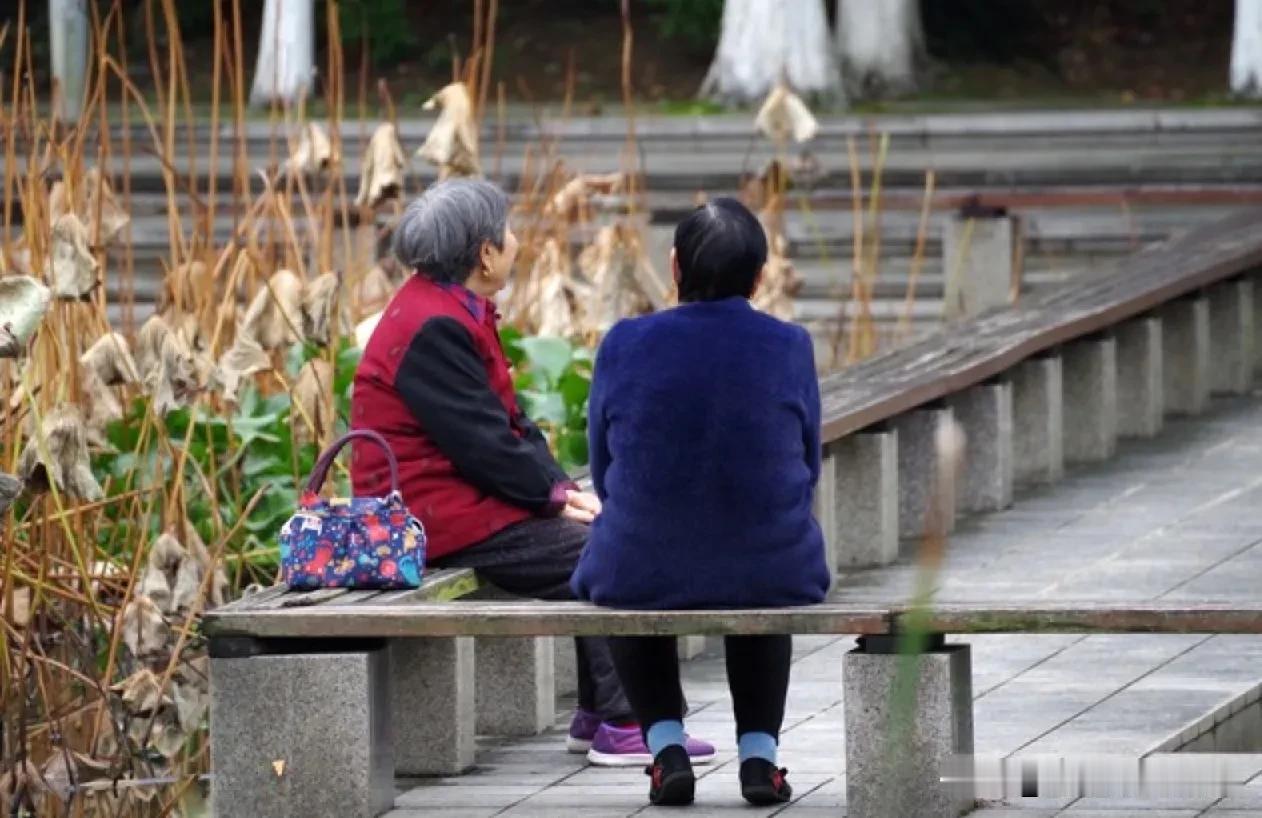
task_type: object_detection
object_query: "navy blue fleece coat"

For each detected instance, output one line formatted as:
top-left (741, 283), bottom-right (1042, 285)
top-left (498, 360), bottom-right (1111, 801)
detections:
top-left (571, 297), bottom-right (831, 610)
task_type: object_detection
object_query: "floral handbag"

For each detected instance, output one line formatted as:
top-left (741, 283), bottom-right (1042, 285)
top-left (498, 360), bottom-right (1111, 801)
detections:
top-left (278, 430), bottom-right (426, 590)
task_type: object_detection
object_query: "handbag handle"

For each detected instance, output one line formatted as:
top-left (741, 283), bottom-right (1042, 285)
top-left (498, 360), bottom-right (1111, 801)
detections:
top-left (305, 429), bottom-right (401, 496)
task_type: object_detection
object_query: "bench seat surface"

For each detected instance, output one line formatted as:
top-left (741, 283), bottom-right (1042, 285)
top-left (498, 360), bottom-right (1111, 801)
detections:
top-left (205, 584), bottom-right (1262, 639)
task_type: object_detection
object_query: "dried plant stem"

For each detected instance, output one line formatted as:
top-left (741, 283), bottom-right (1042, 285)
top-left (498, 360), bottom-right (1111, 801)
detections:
top-left (898, 169), bottom-right (936, 339)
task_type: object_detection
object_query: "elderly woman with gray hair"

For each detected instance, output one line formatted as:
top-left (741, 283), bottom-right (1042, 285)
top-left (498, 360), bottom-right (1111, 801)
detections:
top-left (350, 178), bottom-right (714, 766)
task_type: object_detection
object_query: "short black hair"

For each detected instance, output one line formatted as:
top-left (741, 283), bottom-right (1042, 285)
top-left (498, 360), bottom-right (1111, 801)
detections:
top-left (673, 197), bottom-right (768, 302)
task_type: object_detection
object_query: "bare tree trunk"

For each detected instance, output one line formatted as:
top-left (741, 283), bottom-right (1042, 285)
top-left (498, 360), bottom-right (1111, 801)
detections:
top-left (49, 0), bottom-right (90, 121)
top-left (250, 0), bottom-right (316, 107)
top-left (1232, 0), bottom-right (1262, 97)
top-left (700, 0), bottom-right (842, 106)
top-left (836, 0), bottom-right (925, 100)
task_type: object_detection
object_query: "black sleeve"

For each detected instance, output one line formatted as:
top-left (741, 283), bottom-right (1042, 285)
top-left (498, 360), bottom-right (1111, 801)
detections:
top-left (394, 316), bottom-right (571, 513)
top-left (515, 412), bottom-right (571, 484)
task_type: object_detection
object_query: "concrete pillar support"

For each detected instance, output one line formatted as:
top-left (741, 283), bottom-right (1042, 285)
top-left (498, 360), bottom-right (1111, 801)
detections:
top-left (946, 381), bottom-right (1014, 513)
top-left (1011, 355), bottom-right (1064, 488)
top-left (1115, 317), bottom-right (1164, 438)
top-left (1062, 335), bottom-right (1118, 464)
top-left (833, 428), bottom-right (900, 568)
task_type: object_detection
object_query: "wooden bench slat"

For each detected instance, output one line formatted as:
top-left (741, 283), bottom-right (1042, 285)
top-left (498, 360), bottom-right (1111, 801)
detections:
top-left (229, 584), bottom-right (290, 610)
top-left (203, 601), bottom-right (893, 639)
top-left (204, 598), bottom-right (1262, 640)
top-left (279, 588), bottom-right (351, 607)
top-left (819, 207), bottom-right (1262, 439)
top-left (215, 569), bottom-right (481, 613)
top-left (898, 602), bottom-right (1262, 634)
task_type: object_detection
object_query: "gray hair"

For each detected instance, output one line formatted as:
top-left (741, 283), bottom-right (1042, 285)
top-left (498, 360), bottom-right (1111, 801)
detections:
top-left (392, 178), bottom-right (509, 284)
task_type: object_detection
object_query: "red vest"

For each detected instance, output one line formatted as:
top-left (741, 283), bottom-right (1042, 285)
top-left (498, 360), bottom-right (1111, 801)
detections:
top-left (350, 275), bottom-right (532, 560)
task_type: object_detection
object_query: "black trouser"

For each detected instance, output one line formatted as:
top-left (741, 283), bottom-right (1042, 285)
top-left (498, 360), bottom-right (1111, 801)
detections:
top-left (609, 635), bottom-right (793, 740)
top-left (433, 517), bottom-right (634, 723)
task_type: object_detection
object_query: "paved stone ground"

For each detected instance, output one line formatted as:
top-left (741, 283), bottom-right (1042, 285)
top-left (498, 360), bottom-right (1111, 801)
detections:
top-left (391, 394), bottom-right (1262, 816)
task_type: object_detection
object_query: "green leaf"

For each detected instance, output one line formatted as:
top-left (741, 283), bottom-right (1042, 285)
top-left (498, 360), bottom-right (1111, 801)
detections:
top-left (520, 390), bottom-right (566, 426)
top-left (518, 336), bottom-right (572, 386)
top-left (558, 370), bottom-right (590, 410)
top-left (557, 431), bottom-right (589, 470)
top-left (499, 326), bottom-right (525, 368)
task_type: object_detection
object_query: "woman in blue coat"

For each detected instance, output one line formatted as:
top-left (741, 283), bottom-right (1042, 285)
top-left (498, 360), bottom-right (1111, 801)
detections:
top-left (572, 197), bottom-right (831, 807)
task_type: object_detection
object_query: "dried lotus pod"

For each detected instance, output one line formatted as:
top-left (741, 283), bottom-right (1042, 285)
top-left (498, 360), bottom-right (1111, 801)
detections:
top-left (356, 263), bottom-right (396, 318)
top-left (173, 675), bottom-right (209, 732)
top-left (134, 314), bottom-right (170, 384)
top-left (140, 531), bottom-right (187, 614)
top-left (240, 269), bottom-right (304, 350)
top-left (354, 310), bottom-right (382, 350)
top-left (80, 331), bottom-right (141, 436)
top-left (216, 333), bottom-right (271, 403)
top-left (301, 270), bottom-right (342, 347)
top-left (47, 213), bottom-right (99, 299)
top-left (17, 405), bottom-right (104, 501)
top-left (754, 81), bottom-right (819, 145)
top-left (0, 760), bottom-right (46, 816)
top-left (0, 472), bottom-right (22, 514)
top-left (40, 751), bottom-right (111, 805)
top-left (527, 238), bottom-right (577, 338)
top-left (142, 325), bottom-right (199, 415)
top-left (355, 122), bottom-right (406, 208)
top-left (416, 82), bottom-right (481, 179)
top-left (546, 172), bottom-right (625, 220)
top-left (119, 594), bottom-right (171, 659)
top-left (286, 122), bottom-right (336, 174)
top-left (111, 668), bottom-right (168, 715)
top-left (83, 167), bottom-right (129, 246)
top-left (291, 358), bottom-right (334, 446)
top-left (580, 224), bottom-right (668, 336)
top-left (750, 233), bottom-right (802, 322)
top-left (81, 331), bottom-right (141, 386)
top-left (0, 275), bottom-right (51, 358)
top-left (182, 521), bottom-right (228, 609)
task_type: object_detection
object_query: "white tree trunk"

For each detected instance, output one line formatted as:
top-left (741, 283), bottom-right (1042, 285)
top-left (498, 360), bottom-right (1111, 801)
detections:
top-left (1232, 0), bottom-right (1262, 97)
top-left (700, 0), bottom-right (842, 106)
top-left (836, 0), bottom-right (925, 99)
top-left (249, 0), bottom-right (316, 107)
top-left (49, 0), bottom-right (90, 121)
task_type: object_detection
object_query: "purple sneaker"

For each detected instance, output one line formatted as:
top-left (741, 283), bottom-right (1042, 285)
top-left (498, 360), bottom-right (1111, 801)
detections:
top-left (566, 709), bottom-right (603, 754)
top-left (586, 723), bottom-right (716, 768)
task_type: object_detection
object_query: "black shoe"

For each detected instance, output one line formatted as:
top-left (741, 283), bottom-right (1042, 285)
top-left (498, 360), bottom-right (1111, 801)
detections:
top-left (740, 758), bottom-right (792, 806)
top-left (645, 745), bottom-right (695, 806)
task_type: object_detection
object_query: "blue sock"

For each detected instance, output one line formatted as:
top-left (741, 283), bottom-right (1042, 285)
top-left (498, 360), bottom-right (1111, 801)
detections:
top-left (738, 732), bottom-right (777, 764)
top-left (645, 720), bottom-right (686, 757)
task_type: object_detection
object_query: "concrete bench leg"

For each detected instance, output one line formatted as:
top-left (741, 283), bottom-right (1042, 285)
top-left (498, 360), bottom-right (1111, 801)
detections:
top-left (1115, 316), bottom-right (1164, 438)
top-left (947, 380), bottom-right (1013, 513)
top-left (1210, 279), bottom-right (1254, 395)
top-left (476, 637), bottom-right (556, 736)
top-left (1062, 335), bottom-right (1118, 464)
top-left (1253, 274), bottom-right (1262, 378)
top-left (209, 640), bottom-right (393, 818)
top-left (844, 636), bottom-right (974, 818)
top-left (1011, 354), bottom-right (1064, 487)
top-left (678, 636), bottom-right (708, 660)
top-left (1160, 296), bottom-right (1211, 415)
top-left (555, 638), bottom-right (577, 698)
top-left (893, 408), bottom-right (955, 540)
top-left (834, 428), bottom-right (899, 568)
top-left (391, 638), bottom-right (476, 775)
top-left (812, 445), bottom-right (841, 575)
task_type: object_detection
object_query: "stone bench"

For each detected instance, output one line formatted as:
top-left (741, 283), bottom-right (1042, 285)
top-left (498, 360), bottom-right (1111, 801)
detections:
top-left (203, 592), bottom-right (1262, 818)
top-left (213, 569), bottom-right (713, 787)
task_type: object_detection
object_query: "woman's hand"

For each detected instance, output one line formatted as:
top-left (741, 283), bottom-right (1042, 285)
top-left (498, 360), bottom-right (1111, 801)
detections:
top-left (561, 490), bottom-right (602, 524)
